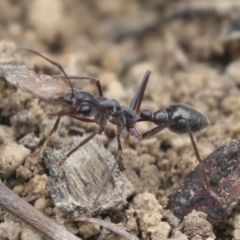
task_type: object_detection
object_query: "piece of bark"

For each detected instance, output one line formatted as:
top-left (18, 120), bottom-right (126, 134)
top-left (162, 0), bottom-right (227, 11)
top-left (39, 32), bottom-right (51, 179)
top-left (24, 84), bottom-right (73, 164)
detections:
top-left (0, 61), bottom-right (70, 101)
top-left (0, 41), bottom-right (70, 101)
top-left (43, 136), bottom-right (125, 217)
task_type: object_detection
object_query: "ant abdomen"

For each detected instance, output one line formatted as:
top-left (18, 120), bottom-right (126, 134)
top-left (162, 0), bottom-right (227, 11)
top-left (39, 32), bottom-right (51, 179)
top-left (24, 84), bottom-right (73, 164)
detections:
top-left (164, 104), bottom-right (209, 134)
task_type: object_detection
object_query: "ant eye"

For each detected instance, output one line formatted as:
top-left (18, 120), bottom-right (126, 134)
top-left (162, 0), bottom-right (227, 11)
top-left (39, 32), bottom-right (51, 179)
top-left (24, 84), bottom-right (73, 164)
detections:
top-left (78, 105), bottom-right (91, 115)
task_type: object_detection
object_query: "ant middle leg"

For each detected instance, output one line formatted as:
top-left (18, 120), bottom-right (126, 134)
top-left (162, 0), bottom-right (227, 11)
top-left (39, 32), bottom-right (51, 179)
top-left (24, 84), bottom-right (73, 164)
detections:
top-left (91, 134), bottom-right (123, 209)
top-left (58, 113), bottom-right (108, 166)
top-left (58, 128), bottom-right (101, 166)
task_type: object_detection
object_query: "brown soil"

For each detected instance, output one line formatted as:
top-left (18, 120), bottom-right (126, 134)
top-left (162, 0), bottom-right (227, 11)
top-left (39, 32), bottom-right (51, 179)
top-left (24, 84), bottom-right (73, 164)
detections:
top-left (1, 1), bottom-right (240, 239)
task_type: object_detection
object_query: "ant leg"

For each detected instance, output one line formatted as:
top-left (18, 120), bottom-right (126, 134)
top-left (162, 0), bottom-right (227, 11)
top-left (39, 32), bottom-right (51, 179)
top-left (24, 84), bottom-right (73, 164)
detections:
top-left (91, 134), bottom-right (123, 209)
top-left (37, 115), bottom-right (61, 157)
top-left (53, 75), bottom-right (103, 97)
top-left (182, 118), bottom-right (211, 191)
top-left (140, 116), bottom-right (211, 193)
top-left (130, 70), bottom-right (151, 113)
top-left (38, 108), bottom-right (79, 156)
top-left (141, 115), bottom-right (182, 139)
top-left (48, 109), bottom-right (100, 166)
top-left (36, 108), bottom-right (76, 157)
top-left (50, 109), bottom-right (100, 166)
top-left (125, 70), bottom-right (151, 143)
top-left (58, 129), bottom-right (101, 166)
top-left (183, 118), bottom-right (224, 204)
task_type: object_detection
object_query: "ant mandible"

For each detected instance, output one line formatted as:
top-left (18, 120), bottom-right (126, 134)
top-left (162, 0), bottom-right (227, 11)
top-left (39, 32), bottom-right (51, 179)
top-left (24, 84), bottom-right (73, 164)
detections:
top-left (15, 48), bottom-right (210, 208)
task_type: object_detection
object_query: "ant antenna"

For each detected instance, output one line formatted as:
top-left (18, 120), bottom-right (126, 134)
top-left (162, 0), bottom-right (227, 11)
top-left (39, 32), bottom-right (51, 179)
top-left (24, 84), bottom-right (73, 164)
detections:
top-left (18, 48), bottom-right (75, 97)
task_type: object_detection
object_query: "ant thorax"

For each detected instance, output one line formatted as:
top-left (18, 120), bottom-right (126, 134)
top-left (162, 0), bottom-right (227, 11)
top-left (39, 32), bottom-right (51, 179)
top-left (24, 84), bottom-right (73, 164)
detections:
top-left (121, 106), bottom-right (138, 127)
top-left (96, 97), bottom-right (122, 116)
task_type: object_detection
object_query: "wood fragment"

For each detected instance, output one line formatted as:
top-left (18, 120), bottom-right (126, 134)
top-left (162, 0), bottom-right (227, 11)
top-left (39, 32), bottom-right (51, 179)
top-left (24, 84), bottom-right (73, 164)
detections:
top-left (0, 61), bottom-right (69, 101)
top-left (167, 140), bottom-right (240, 226)
top-left (43, 136), bottom-right (125, 217)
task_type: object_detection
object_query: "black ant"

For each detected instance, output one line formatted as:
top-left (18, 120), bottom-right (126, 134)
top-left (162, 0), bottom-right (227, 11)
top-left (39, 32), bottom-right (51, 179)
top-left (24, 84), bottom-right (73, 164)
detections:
top-left (12, 48), bottom-right (210, 209)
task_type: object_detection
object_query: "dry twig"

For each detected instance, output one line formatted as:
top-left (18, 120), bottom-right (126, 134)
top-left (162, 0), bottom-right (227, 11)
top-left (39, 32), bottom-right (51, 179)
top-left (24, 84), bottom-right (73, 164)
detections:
top-left (0, 181), bottom-right (82, 240)
top-left (75, 216), bottom-right (140, 240)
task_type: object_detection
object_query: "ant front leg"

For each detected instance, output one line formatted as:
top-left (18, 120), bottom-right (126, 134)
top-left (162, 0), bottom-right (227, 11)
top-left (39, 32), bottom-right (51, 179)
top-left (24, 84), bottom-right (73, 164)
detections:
top-left (59, 111), bottom-right (108, 166)
top-left (37, 115), bottom-right (61, 157)
top-left (37, 108), bottom-right (79, 157)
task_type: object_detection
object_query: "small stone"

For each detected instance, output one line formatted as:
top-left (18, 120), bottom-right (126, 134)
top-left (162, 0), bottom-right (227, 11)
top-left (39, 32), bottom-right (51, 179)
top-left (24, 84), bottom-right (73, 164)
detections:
top-left (182, 211), bottom-right (215, 239)
top-left (0, 142), bottom-right (30, 178)
top-left (132, 192), bottom-right (164, 237)
top-left (78, 221), bottom-right (101, 239)
top-left (12, 185), bottom-right (24, 196)
top-left (25, 174), bottom-right (48, 196)
top-left (0, 219), bottom-right (21, 240)
top-left (21, 227), bottom-right (43, 240)
top-left (34, 197), bottom-right (49, 212)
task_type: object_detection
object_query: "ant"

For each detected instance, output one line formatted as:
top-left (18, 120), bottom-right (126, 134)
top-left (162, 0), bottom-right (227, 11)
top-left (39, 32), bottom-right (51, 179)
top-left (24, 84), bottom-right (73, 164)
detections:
top-left (15, 48), bottom-right (210, 209)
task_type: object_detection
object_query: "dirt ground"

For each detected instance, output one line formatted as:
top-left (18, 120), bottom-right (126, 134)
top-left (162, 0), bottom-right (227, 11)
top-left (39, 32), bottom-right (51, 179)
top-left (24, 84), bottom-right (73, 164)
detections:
top-left (1, 0), bottom-right (240, 239)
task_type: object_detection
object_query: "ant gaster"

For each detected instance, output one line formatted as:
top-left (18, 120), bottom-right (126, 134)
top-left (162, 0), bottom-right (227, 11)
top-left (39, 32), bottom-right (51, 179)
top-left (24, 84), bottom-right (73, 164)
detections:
top-left (17, 48), bottom-right (210, 209)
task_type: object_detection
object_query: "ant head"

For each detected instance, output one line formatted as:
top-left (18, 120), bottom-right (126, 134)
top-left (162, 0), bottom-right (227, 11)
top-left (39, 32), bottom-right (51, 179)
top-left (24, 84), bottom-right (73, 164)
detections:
top-left (63, 90), bottom-right (99, 117)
